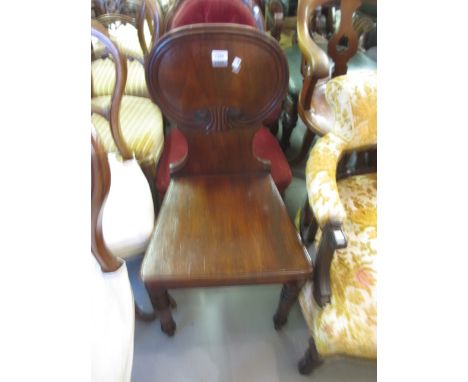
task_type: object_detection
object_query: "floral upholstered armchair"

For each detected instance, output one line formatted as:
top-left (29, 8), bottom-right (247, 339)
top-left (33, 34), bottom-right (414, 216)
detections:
top-left (273, 70), bottom-right (377, 374)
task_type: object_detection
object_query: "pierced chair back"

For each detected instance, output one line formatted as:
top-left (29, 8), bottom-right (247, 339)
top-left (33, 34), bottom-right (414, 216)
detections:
top-left (145, 24), bottom-right (288, 176)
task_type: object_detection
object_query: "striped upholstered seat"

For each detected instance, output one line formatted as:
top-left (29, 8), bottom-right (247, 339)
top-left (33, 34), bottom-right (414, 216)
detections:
top-left (92, 58), bottom-right (149, 98)
top-left (92, 22), bottom-right (152, 98)
top-left (91, 95), bottom-right (164, 165)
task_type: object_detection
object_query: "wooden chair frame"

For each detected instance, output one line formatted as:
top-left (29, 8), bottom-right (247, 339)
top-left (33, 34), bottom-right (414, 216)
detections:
top-left (142, 24), bottom-right (312, 336)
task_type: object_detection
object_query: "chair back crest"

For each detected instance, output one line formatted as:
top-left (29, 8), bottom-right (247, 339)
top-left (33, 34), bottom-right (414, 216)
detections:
top-left (145, 24), bottom-right (288, 175)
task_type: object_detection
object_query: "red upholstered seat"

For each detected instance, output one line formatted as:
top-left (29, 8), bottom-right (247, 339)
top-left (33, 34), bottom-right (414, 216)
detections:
top-left (156, 127), bottom-right (292, 195)
top-left (168, 0), bottom-right (258, 30)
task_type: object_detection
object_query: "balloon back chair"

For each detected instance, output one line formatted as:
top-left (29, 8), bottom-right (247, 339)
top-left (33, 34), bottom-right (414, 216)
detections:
top-left (281, 0), bottom-right (376, 160)
top-left (91, 0), bottom-right (163, 99)
top-left (91, 19), bottom-right (164, 214)
top-left (273, 71), bottom-right (377, 374)
top-left (154, 0), bottom-right (293, 199)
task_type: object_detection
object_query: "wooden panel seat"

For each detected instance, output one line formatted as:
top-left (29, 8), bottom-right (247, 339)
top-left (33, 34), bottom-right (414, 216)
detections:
top-left (142, 173), bottom-right (312, 289)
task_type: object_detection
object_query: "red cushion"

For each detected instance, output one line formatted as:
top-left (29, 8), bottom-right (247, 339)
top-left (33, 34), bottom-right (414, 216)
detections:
top-left (156, 127), bottom-right (292, 195)
top-left (155, 128), bottom-right (188, 195)
top-left (252, 127), bottom-right (292, 193)
top-left (168, 0), bottom-right (258, 30)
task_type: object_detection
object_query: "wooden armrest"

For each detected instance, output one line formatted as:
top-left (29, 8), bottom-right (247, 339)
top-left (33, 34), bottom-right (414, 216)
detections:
top-left (312, 221), bottom-right (347, 306)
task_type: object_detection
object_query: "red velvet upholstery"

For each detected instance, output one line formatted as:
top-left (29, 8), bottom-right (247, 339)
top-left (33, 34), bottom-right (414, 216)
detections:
top-left (155, 128), bottom-right (188, 195)
top-left (156, 127), bottom-right (292, 196)
top-left (157, 0), bottom-right (291, 196)
top-left (168, 0), bottom-right (258, 30)
top-left (252, 127), bottom-right (292, 193)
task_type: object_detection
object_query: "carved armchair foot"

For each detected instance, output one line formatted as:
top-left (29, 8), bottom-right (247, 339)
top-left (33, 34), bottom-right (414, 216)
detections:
top-left (273, 280), bottom-right (302, 330)
top-left (298, 337), bottom-right (323, 375)
top-left (148, 288), bottom-right (176, 336)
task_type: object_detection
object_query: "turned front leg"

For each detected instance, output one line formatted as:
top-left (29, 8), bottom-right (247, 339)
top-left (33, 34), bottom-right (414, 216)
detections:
top-left (148, 287), bottom-right (176, 336)
top-left (273, 280), bottom-right (302, 330)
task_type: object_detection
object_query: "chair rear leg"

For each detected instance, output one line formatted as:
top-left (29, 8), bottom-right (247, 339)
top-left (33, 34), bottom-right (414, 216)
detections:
top-left (298, 337), bottom-right (323, 375)
top-left (273, 280), bottom-right (303, 330)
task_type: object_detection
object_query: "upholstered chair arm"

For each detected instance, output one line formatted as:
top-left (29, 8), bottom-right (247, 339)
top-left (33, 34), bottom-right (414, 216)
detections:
top-left (305, 131), bottom-right (348, 228)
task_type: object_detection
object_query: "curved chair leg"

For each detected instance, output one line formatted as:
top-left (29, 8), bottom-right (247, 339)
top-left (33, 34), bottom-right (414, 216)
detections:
top-left (288, 128), bottom-right (315, 166)
top-left (298, 337), bottom-right (323, 375)
top-left (280, 95), bottom-right (298, 152)
top-left (273, 280), bottom-right (302, 330)
top-left (148, 287), bottom-right (176, 336)
top-left (135, 303), bottom-right (156, 322)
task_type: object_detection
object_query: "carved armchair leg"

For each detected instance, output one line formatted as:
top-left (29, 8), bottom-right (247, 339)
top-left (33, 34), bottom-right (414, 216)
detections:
top-left (141, 163), bottom-right (160, 218)
top-left (280, 94), bottom-right (298, 151)
top-left (273, 280), bottom-right (303, 330)
top-left (298, 337), bottom-right (323, 375)
top-left (148, 287), bottom-right (176, 336)
top-left (289, 128), bottom-right (315, 166)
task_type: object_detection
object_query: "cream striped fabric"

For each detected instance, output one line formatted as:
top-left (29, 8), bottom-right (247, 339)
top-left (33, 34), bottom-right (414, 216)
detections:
top-left (91, 95), bottom-right (164, 165)
top-left (92, 58), bottom-right (149, 98)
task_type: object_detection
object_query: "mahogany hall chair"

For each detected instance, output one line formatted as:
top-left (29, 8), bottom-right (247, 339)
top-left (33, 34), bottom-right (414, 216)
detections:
top-left (273, 71), bottom-right (377, 374)
top-left (280, 0), bottom-right (376, 159)
top-left (91, 19), bottom-right (164, 212)
top-left (141, 24), bottom-right (312, 336)
top-left (154, 0), bottom-right (293, 198)
top-left (91, 0), bottom-right (163, 99)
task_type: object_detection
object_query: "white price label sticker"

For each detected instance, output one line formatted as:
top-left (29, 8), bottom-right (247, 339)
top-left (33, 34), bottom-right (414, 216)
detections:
top-left (232, 56), bottom-right (242, 74)
top-left (274, 12), bottom-right (283, 20)
top-left (211, 50), bottom-right (228, 68)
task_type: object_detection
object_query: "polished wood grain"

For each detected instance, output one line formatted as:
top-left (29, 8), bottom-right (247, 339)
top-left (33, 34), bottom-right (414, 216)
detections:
top-left (142, 174), bottom-right (312, 289)
top-left (146, 24), bottom-right (288, 130)
top-left (142, 25), bottom-right (312, 335)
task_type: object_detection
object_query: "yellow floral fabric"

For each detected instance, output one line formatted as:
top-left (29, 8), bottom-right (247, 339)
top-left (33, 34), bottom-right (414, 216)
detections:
top-left (91, 95), bottom-right (164, 165)
top-left (92, 58), bottom-right (149, 98)
top-left (298, 173), bottom-right (377, 359)
top-left (300, 71), bottom-right (377, 359)
top-left (306, 71), bottom-right (377, 227)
